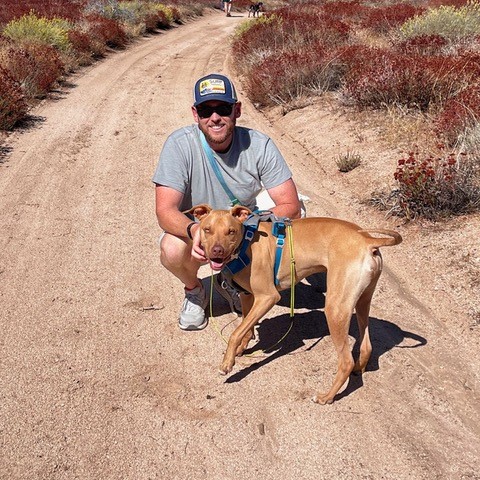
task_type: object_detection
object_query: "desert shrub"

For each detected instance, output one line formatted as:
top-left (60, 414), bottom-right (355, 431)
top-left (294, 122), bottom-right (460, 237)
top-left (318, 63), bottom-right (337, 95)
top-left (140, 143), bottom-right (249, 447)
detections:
top-left (2, 12), bottom-right (72, 52)
top-left (396, 34), bottom-right (449, 55)
top-left (401, 0), bottom-right (480, 41)
top-left (153, 4), bottom-right (174, 26)
top-left (436, 84), bottom-right (480, 145)
top-left (342, 49), bottom-right (477, 111)
top-left (0, 41), bottom-right (64, 98)
top-left (246, 43), bottom-right (345, 107)
top-left (362, 3), bottom-right (425, 33)
top-left (388, 149), bottom-right (480, 219)
top-left (67, 28), bottom-right (97, 64)
top-left (169, 6), bottom-right (182, 24)
top-left (272, 6), bottom-right (351, 49)
top-left (321, 0), bottom-right (372, 24)
top-left (233, 15), bottom-right (284, 74)
top-left (84, 13), bottom-right (128, 49)
top-left (0, 67), bottom-right (28, 130)
top-left (234, 7), bottom-right (350, 80)
top-left (336, 150), bottom-right (362, 172)
top-left (0, 0), bottom-right (85, 25)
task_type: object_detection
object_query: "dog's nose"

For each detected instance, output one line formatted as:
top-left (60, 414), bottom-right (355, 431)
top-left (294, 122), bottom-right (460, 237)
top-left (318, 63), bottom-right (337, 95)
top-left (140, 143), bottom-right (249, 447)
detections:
top-left (212, 244), bottom-right (225, 257)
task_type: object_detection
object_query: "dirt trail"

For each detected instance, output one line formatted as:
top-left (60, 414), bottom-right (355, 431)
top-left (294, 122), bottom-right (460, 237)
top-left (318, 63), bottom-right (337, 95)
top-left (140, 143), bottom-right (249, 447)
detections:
top-left (1, 11), bottom-right (479, 480)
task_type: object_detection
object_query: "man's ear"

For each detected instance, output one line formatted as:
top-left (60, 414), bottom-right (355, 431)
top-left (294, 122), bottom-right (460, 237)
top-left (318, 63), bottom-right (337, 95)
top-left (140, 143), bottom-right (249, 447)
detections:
top-left (234, 102), bottom-right (242, 119)
top-left (191, 105), bottom-right (200, 124)
top-left (230, 205), bottom-right (251, 222)
top-left (184, 204), bottom-right (212, 221)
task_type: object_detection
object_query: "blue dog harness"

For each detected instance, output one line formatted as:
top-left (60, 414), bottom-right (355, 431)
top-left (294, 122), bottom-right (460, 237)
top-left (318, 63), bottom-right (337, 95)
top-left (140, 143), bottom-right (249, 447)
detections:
top-left (223, 211), bottom-right (290, 287)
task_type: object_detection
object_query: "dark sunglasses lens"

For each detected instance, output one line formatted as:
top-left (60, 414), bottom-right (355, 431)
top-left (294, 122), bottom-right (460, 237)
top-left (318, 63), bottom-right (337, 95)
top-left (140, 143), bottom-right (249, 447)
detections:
top-left (197, 104), bottom-right (233, 118)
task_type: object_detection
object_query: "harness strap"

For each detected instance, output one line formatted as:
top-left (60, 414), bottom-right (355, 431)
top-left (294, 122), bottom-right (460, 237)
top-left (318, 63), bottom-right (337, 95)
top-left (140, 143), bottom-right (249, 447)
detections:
top-left (272, 220), bottom-right (286, 286)
top-left (199, 131), bottom-right (240, 207)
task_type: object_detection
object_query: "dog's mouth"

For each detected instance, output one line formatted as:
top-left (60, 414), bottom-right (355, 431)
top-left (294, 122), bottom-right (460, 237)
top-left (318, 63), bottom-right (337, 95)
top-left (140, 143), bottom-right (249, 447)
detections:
top-left (209, 256), bottom-right (230, 271)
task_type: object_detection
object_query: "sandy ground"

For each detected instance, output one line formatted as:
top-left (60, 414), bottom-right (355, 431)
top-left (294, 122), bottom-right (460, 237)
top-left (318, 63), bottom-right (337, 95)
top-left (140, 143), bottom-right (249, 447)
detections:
top-left (1, 11), bottom-right (479, 480)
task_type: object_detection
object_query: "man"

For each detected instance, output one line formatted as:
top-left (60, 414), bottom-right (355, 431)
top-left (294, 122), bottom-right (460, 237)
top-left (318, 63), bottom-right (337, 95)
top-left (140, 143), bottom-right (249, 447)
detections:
top-left (153, 73), bottom-right (302, 331)
top-left (224, 0), bottom-right (232, 16)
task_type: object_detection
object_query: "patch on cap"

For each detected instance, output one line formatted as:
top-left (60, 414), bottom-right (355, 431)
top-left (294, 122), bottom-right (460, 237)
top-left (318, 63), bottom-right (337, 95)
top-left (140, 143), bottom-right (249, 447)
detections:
top-left (199, 79), bottom-right (226, 97)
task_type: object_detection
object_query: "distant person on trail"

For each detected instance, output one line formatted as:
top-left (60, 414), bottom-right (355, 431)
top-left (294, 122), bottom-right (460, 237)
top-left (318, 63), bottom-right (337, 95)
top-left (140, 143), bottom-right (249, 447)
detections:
top-left (224, 0), bottom-right (232, 16)
top-left (152, 73), bottom-right (303, 331)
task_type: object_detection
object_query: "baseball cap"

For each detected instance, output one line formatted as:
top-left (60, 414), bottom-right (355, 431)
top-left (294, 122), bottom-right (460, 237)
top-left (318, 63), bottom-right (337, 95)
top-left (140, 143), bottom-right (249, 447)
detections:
top-left (193, 73), bottom-right (238, 106)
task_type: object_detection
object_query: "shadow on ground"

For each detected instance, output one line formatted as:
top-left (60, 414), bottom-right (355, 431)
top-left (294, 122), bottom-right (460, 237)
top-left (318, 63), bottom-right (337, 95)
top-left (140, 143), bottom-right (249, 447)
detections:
top-left (214, 273), bottom-right (426, 402)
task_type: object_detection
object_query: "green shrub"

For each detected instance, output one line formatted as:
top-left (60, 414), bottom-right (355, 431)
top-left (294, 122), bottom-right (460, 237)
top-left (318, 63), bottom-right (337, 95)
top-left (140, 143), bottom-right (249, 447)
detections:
top-left (2, 12), bottom-right (72, 52)
top-left (401, 0), bottom-right (480, 41)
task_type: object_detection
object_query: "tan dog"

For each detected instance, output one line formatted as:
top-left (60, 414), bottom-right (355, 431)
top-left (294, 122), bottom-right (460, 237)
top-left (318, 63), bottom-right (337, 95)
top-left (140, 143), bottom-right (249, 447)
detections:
top-left (187, 204), bottom-right (402, 404)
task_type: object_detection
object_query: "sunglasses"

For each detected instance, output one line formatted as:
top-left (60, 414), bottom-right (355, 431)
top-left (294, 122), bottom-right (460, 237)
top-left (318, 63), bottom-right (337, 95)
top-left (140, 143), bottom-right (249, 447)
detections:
top-left (196, 103), bottom-right (235, 118)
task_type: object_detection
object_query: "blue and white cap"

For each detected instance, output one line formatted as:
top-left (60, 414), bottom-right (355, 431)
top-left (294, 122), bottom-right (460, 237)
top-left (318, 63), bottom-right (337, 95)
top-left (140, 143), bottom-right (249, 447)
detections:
top-left (193, 73), bottom-right (238, 106)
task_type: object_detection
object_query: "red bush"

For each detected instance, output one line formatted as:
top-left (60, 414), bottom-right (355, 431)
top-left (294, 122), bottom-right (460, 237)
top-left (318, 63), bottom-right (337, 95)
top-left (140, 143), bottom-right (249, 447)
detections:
top-left (396, 34), bottom-right (448, 56)
top-left (342, 49), bottom-right (477, 111)
top-left (0, 0), bottom-right (86, 25)
top-left (23, 43), bottom-right (64, 97)
top-left (273, 6), bottom-right (351, 48)
top-left (392, 148), bottom-right (477, 219)
top-left (0, 67), bottom-right (28, 130)
top-left (321, 0), bottom-right (372, 24)
top-left (0, 42), bottom-right (64, 98)
top-left (85, 14), bottom-right (128, 50)
top-left (362, 3), bottom-right (425, 33)
top-left (436, 84), bottom-right (480, 145)
top-left (246, 43), bottom-right (344, 106)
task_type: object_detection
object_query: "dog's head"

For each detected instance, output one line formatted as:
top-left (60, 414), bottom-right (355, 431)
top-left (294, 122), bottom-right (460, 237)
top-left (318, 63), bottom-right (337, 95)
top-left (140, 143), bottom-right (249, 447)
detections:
top-left (185, 204), bottom-right (252, 271)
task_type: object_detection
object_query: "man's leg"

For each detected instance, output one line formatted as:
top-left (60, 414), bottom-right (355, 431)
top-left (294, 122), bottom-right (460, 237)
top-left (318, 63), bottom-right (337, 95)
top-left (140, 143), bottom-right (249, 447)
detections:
top-left (160, 233), bottom-right (201, 289)
top-left (160, 233), bottom-right (208, 330)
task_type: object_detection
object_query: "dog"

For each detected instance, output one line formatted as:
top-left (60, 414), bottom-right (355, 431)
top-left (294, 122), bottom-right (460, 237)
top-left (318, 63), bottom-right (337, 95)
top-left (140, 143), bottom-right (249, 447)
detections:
top-left (248, 2), bottom-right (263, 17)
top-left (187, 204), bottom-right (402, 404)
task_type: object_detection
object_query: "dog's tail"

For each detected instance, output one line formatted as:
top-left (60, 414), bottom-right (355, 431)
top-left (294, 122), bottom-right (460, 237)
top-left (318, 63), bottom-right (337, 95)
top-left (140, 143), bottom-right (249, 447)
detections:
top-left (358, 229), bottom-right (403, 248)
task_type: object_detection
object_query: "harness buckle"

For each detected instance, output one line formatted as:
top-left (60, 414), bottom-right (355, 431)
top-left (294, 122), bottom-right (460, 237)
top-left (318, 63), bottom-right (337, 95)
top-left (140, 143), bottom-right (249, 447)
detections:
top-left (244, 229), bottom-right (255, 242)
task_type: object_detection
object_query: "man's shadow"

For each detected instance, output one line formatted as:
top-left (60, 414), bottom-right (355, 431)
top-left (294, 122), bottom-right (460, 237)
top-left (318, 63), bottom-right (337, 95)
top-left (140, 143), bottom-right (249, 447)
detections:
top-left (215, 273), bottom-right (426, 402)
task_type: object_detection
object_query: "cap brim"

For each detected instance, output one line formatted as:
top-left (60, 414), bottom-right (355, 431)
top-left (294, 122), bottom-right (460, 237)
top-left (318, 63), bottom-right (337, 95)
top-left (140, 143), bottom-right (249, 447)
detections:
top-left (194, 95), bottom-right (237, 107)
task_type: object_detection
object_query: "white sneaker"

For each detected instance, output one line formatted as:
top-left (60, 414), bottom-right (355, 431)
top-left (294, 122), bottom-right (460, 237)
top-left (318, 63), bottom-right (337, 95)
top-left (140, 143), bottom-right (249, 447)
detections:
top-left (178, 284), bottom-right (208, 331)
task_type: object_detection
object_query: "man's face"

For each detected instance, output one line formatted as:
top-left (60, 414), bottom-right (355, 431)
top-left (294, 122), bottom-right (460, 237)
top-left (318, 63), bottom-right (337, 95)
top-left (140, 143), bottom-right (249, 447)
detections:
top-left (192, 100), bottom-right (242, 151)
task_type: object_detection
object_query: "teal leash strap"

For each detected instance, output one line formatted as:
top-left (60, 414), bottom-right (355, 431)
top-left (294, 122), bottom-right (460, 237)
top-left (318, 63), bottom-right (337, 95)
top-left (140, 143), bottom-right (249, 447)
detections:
top-left (199, 130), bottom-right (240, 207)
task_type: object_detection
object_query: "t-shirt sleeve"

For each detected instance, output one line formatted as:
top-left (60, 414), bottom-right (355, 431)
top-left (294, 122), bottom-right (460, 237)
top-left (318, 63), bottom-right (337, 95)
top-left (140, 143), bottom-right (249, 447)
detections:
top-left (152, 131), bottom-right (190, 194)
top-left (258, 137), bottom-right (292, 189)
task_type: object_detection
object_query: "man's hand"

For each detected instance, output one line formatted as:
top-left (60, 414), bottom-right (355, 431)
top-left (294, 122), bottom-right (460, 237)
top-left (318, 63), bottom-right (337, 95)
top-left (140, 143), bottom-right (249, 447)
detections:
top-left (190, 224), bottom-right (207, 262)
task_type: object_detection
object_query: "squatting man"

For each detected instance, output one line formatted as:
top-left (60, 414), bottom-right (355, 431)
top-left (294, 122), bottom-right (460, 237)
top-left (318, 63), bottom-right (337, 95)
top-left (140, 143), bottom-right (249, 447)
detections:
top-left (153, 73), bottom-right (303, 331)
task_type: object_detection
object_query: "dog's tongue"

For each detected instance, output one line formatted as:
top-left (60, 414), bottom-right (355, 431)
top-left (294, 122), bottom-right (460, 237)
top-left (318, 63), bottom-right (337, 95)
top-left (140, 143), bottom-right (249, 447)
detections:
top-left (210, 260), bottom-right (224, 271)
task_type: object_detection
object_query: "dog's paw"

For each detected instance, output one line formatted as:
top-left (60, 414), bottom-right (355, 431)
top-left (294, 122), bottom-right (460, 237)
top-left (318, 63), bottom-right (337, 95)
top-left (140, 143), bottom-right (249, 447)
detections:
top-left (218, 361), bottom-right (234, 375)
top-left (312, 393), bottom-right (334, 405)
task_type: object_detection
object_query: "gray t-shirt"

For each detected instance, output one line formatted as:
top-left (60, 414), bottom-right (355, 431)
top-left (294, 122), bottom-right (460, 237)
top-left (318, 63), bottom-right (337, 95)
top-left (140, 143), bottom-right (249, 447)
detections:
top-left (152, 124), bottom-right (292, 211)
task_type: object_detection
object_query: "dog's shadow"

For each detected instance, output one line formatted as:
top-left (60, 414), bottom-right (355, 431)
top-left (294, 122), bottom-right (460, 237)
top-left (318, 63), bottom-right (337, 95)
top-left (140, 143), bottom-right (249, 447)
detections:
top-left (223, 273), bottom-right (426, 402)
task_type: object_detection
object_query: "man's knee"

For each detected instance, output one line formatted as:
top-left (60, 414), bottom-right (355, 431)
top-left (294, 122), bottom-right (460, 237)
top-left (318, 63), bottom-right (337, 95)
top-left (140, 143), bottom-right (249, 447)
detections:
top-left (159, 233), bottom-right (189, 268)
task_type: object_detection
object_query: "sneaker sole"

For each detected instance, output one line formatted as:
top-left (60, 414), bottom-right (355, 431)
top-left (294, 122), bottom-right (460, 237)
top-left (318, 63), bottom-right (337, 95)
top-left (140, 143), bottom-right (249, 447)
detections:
top-left (178, 317), bottom-right (208, 331)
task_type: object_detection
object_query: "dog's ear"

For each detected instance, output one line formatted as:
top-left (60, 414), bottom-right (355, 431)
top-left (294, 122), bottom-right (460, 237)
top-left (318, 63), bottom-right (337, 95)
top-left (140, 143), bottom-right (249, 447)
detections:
top-left (184, 204), bottom-right (212, 221)
top-left (230, 205), bottom-right (252, 223)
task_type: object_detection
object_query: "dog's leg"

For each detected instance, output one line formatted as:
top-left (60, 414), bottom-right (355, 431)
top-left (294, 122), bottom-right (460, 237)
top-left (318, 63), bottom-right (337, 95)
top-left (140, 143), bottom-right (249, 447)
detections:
top-left (236, 293), bottom-right (255, 356)
top-left (353, 285), bottom-right (376, 374)
top-left (220, 293), bottom-right (280, 374)
top-left (314, 303), bottom-right (355, 404)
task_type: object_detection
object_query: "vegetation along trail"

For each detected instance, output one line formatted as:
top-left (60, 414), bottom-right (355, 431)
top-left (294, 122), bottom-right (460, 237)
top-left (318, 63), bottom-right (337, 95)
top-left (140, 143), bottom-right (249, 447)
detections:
top-left (1, 10), bottom-right (479, 480)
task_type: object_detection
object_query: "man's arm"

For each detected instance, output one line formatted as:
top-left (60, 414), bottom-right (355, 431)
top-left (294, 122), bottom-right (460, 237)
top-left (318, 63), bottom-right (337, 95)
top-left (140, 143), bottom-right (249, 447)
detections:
top-left (155, 184), bottom-right (200, 239)
top-left (266, 178), bottom-right (302, 219)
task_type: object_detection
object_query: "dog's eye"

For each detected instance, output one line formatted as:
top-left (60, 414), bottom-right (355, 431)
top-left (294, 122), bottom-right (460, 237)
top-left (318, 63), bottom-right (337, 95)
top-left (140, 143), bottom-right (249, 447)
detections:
top-left (228, 228), bottom-right (236, 235)
top-left (204, 227), bottom-right (210, 233)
